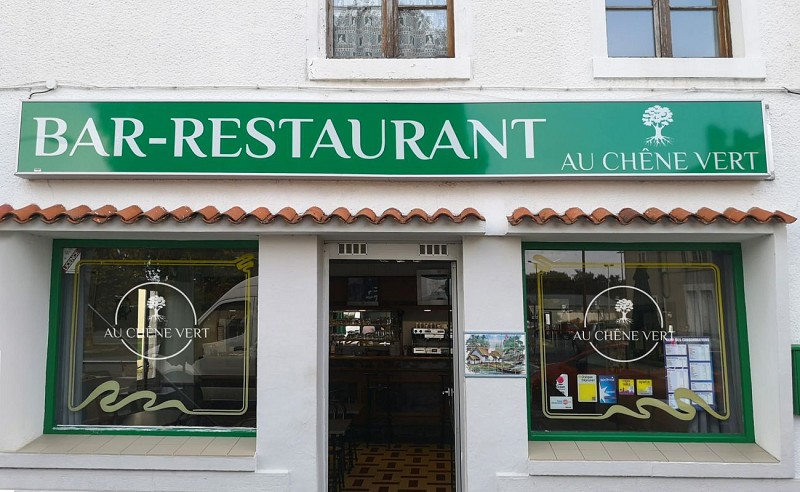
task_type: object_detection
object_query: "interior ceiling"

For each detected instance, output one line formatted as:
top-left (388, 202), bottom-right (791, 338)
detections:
top-left (329, 259), bottom-right (451, 277)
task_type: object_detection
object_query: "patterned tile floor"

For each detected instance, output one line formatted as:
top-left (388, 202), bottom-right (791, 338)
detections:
top-left (339, 443), bottom-right (454, 492)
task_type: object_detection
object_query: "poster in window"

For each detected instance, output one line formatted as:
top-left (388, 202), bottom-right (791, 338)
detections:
top-left (599, 375), bottom-right (617, 404)
top-left (577, 374), bottom-right (598, 402)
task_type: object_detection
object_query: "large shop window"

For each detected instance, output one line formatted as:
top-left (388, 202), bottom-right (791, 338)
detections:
top-left (605, 0), bottom-right (731, 58)
top-left (524, 244), bottom-right (753, 441)
top-left (329, 0), bottom-right (454, 59)
top-left (47, 241), bottom-right (257, 433)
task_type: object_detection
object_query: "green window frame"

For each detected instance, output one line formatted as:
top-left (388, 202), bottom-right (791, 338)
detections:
top-left (522, 242), bottom-right (754, 443)
top-left (792, 345), bottom-right (800, 416)
top-left (45, 239), bottom-right (258, 436)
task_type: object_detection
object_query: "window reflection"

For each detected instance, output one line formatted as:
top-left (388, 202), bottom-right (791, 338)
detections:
top-left (525, 247), bottom-right (746, 437)
top-left (671, 10), bottom-right (719, 57)
top-left (55, 246), bottom-right (257, 430)
top-left (606, 10), bottom-right (656, 57)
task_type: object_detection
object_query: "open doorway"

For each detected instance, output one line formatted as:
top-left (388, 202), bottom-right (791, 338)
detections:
top-left (328, 259), bottom-right (456, 492)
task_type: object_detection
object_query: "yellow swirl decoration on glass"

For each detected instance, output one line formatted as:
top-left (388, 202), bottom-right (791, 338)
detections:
top-left (235, 254), bottom-right (256, 273)
top-left (69, 380), bottom-right (246, 416)
top-left (597, 388), bottom-right (728, 422)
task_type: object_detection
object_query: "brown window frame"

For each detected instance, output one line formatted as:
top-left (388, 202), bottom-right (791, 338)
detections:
top-left (606, 0), bottom-right (731, 58)
top-left (326, 0), bottom-right (455, 59)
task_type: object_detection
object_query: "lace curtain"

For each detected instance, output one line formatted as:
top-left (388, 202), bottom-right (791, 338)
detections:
top-left (332, 1), bottom-right (448, 58)
top-left (398, 9), bottom-right (447, 58)
top-left (332, 5), bottom-right (384, 58)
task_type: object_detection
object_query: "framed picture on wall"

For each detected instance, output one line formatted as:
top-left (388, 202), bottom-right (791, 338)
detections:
top-left (464, 332), bottom-right (527, 377)
top-left (417, 269), bottom-right (450, 305)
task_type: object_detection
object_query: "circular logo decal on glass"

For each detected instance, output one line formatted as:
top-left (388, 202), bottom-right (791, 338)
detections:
top-left (110, 282), bottom-right (199, 361)
top-left (582, 285), bottom-right (667, 363)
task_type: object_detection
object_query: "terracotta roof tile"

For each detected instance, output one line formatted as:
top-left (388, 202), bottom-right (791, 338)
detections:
top-left (536, 208), bottom-right (560, 224)
top-left (38, 204), bottom-right (66, 223)
top-left (380, 208), bottom-right (405, 224)
top-left (450, 207), bottom-right (484, 223)
top-left (116, 205), bottom-right (143, 223)
top-left (275, 207), bottom-right (300, 223)
top-left (354, 208), bottom-right (379, 223)
top-left (248, 207), bottom-right (273, 223)
top-left (720, 207), bottom-right (747, 224)
top-left (301, 206), bottom-right (327, 223)
top-left (12, 204), bottom-right (42, 223)
top-left (669, 207), bottom-right (693, 223)
top-left (406, 208), bottom-right (430, 222)
top-left (141, 206), bottom-right (169, 223)
top-left (642, 207), bottom-right (669, 223)
top-left (694, 207), bottom-right (724, 224)
top-left (329, 207), bottom-right (354, 223)
top-left (221, 206), bottom-right (247, 223)
top-left (169, 206), bottom-right (194, 222)
top-left (745, 207), bottom-right (788, 223)
top-left (564, 207), bottom-right (589, 224)
top-left (0, 204), bottom-right (485, 226)
top-left (92, 205), bottom-right (118, 223)
top-left (508, 207), bottom-right (796, 226)
top-left (617, 208), bottom-right (643, 224)
top-left (64, 205), bottom-right (93, 223)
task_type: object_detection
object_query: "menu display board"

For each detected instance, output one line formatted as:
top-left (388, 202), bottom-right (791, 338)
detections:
top-left (665, 337), bottom-right (715, 409)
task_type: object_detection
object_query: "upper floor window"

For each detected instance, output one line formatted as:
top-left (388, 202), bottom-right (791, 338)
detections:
top-left (605, 0), bottom-right (731, 58)
top-left (328, 0), bottom-right (454, 59)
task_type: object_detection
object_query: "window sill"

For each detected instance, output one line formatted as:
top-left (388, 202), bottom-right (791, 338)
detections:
top-left (0, 434), bottom-right (255, 471)
top-left (592, 57), bottom-right (767, 79)
top-left (307, 57), bottom-right (472, 81)
top-left (528, 441), bottom-right (792, 478)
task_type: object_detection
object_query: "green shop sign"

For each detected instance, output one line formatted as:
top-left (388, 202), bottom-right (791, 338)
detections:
top-left (16, 100), bottom-right (771, 179)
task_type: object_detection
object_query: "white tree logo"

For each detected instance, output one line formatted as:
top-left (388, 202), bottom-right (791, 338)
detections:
top-left (615, 298), bottom-right (634, 326)
top-left (146, 294), bottom-right (166, 323)
top-left (642, 105), bottom-right (674, 146)
top-left (585, 286), bottom-right (665, 364)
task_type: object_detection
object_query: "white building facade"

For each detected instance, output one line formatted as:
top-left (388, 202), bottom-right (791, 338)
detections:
top-left (1, 1), bottom-right (799, 491)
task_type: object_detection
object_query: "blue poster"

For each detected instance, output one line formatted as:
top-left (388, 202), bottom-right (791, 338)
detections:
top-left (599, 375), bottom-right (617, 404)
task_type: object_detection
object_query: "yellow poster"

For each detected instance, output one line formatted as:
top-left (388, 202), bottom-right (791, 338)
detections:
top-left (577, 374), bottom-right (597, 402)
top-left (618, 378), bottom-right (634, 395)
top-left (636, 379), bottom-right (653, 396)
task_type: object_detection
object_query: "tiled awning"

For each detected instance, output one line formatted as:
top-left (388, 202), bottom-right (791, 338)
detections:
top-left (508, 207), bottom-right (796, 225)
top-left (0, 204), bottom-right (793, 231)
top-left (0, 204), bottom-right (485, 225)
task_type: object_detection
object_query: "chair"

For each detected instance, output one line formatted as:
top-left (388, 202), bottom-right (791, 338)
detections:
top-left (365, 372), bottom-right (394, 444)
top-left (329, 401), bottom-right (352, 491)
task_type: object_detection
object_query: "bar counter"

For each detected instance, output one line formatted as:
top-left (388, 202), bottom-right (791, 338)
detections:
top-left (330, 355), bottom-right (454, 442)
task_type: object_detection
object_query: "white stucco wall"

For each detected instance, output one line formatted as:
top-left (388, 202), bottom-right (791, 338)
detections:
top-left (1, 0), bottom-right (799, 490)
top-left (0, 234), bottom-right (51, 452)
top-left (461, 237), bottom-right (529, 491)
top-left (258, 236), bottom-right (323, 489)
